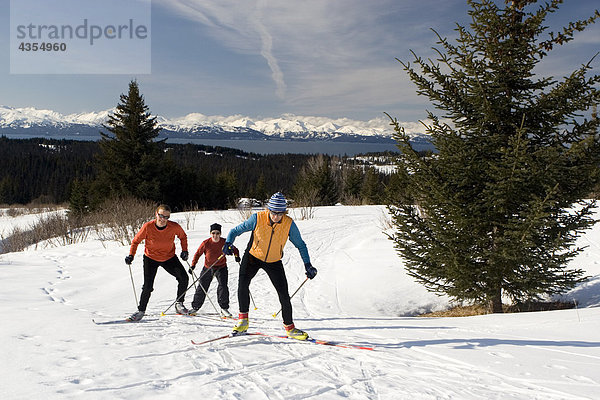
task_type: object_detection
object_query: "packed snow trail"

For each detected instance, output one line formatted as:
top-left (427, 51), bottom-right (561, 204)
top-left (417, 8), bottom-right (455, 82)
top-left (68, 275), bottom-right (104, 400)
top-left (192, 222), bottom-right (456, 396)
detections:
top-left (1, 206), bottom-right (599, 399)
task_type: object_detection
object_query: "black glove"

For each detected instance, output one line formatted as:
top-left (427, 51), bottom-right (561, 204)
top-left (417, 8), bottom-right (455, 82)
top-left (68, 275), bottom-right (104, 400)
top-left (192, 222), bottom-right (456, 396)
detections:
top-left (125, 255), bottom-right (134, 265)
top-left (188, 264), bottom-right (196, 274)
top-left (180, 251), bottom-right (189, 261)
top-left (222, 242), bottom-right (234, 255)
top-left (235, 256), bottom-right (241, 263)
top-left (305, 262), bottom-right (317, 279)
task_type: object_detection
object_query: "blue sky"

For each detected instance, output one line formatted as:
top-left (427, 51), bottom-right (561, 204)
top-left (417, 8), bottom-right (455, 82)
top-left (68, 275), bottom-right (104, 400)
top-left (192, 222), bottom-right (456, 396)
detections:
top-left (1, 0), bottom-right (599, 122)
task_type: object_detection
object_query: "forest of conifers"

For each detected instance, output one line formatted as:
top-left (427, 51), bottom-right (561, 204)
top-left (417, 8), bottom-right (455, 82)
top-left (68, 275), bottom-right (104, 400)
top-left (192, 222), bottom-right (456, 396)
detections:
top-left (0, 136), bottom-right (394, 210)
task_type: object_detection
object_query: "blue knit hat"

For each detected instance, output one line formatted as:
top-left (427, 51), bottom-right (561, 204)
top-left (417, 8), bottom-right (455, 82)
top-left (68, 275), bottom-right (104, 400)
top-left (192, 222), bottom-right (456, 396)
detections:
top-left (267, 192), bottom-right (287, 212)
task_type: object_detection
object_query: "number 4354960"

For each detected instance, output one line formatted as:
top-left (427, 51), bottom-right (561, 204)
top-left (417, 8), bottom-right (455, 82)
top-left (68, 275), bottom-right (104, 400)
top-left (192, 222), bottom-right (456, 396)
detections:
top-left (18, 42), bottom-right (67, 51)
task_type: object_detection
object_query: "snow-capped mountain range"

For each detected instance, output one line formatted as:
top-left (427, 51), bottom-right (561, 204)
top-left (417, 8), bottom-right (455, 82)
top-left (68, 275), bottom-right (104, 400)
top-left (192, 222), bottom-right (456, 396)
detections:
top-left (0, 105), bottom-right (429, 143)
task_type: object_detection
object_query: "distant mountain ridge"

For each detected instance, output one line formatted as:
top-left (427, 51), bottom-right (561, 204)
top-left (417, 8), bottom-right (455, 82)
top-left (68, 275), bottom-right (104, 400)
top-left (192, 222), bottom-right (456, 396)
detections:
top-left (0, 105), bottom-right (429, 143)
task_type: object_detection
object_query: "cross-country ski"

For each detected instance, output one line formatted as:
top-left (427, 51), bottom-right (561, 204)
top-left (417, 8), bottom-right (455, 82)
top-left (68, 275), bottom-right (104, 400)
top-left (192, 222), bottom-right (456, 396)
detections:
top-left (191, 331), bottom-right (374, 350)
top-left (92, 318), bottom-right (158, 325)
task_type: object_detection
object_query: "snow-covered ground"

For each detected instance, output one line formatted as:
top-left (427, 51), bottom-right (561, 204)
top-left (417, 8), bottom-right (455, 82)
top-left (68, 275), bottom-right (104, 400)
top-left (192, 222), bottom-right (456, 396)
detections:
top-left (1, 205), bottom-right (599, 399)
top-left (0, 208), bottom-right (66, 237)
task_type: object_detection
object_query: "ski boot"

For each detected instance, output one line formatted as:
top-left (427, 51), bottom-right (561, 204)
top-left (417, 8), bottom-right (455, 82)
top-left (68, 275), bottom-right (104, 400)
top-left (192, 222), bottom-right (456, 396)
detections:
top-left (175, 302), bottom-right (189, 315)
top-left (127, 310), bottom-right (145, 322)
top-left (232, 313), bottom-right (249, 335)
top-left (285, 323), bottom-right (308, 340)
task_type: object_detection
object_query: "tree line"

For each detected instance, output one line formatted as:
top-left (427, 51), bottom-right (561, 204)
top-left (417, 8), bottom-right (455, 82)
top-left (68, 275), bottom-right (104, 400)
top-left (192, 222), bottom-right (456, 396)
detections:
top-left (0, 138), bottom-right (97, 205)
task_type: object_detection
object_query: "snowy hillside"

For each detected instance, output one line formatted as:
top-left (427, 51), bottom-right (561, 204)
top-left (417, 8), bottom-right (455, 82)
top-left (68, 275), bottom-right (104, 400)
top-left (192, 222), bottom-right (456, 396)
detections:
top-left (0, 105), bottom-right (429, 142)
top-left (1, 205), bottom-right (599, 399)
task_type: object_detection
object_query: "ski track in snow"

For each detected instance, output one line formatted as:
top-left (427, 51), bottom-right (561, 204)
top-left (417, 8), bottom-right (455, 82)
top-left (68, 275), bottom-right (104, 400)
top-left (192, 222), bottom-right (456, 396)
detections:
top-left (1, 206), bottom-right (600, 399)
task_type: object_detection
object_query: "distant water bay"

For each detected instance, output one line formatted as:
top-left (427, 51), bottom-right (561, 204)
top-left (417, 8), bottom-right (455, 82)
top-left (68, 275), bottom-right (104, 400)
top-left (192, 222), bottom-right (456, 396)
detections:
top-left (1, 133), bottom-right (433, 155)
top-left (164, 138), bottom-right (408, 155)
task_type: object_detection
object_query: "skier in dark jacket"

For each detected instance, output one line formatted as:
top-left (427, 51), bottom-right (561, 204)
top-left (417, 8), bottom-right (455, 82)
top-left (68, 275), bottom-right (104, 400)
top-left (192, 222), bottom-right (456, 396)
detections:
top-left (223, 192), bottom-right (317, 340)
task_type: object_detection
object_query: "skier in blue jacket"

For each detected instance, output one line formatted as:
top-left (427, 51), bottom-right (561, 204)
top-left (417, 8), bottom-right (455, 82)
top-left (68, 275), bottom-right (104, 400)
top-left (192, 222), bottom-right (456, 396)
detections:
top-left (223, 192), bottom-right (317, 340)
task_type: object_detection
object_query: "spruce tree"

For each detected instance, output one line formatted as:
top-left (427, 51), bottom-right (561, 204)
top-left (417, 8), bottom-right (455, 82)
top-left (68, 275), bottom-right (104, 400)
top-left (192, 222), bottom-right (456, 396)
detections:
top-left (209, 170), bottom-right (238, 209)
top-left (342, 165), bottom-right (364, 205)
top-left (361, 167), bottom-right (383, 204)
top-left (94, 80), bottom-right (164, 204)
top-left (253, 174), bottom-right (268, 204)
top-left (293, 155), bottom-right (339, 206)
top-left (388, 0), bottom-right (600, 312)
top-left (68, 178), bottom-right (89, 216)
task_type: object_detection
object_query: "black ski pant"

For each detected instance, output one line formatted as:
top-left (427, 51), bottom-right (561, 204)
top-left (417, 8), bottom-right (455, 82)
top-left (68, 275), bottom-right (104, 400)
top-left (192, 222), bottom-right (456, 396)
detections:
top-left (138, 255), bottom-right (189, 312)
top-left (191, 266), bottom-right (230, 310)
top-left (238, 252), bottom-right (293, 325)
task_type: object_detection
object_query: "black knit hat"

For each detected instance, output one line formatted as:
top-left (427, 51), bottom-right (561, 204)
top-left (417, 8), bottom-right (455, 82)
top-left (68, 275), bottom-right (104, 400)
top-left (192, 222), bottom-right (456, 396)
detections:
top-left (210, 223), bottom-right (221, 233)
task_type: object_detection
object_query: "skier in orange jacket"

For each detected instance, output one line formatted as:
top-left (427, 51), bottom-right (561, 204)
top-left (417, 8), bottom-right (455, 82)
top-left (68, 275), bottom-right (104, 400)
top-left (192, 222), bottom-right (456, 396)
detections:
top-left (125, 204), bottom-right (189, 321)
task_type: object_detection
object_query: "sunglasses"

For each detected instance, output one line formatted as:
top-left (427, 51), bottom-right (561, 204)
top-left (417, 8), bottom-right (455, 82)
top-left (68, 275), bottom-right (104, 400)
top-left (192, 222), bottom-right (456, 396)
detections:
top-left (157, 214), bottom-right (170, 220)
top-left (270, 211), bottom-right (285, 216)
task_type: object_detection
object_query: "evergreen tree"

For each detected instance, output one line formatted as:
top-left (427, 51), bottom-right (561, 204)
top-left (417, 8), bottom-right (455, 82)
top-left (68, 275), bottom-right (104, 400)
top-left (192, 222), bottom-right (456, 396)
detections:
top-left (93, 80), bottom-right (164, 205)
top-left (342, 165), bottom-right (364, 205)
top-left (68, 178), bottom-right (89, 215)
top-left (388, 0), bottom-right (600, 312)
top-left (253, 174), bottom-right (268, 204)
top-left (0, 176), bottom-right (17, 204)
top-left (384, 169), bottom-right (411, 205)
top-left (213, 170), bottom-right (238, 209)
top-left (361, 167), bottom-right (382, 204)
top-left (293, 155), bottom-right (339, 206)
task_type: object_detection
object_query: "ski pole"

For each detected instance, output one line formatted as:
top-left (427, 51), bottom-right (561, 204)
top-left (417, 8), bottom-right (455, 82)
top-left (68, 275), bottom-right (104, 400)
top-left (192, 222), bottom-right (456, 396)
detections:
top-left (272, 277), bottom-right (309, 318)
top-left (191, 269), bottom-right (198, 290)
top-left (160, 254), bottom-right (224, 316)
top-left (160, 261), bottom-right (214, 316)
top-left (185, 260), bottom-right (222, 317)
top-left (183, 252), bottom-right (197, 290)
top-left (250, 289), bottom-right (258, 310)
top-left (128, 264), bottom-right (139, 306)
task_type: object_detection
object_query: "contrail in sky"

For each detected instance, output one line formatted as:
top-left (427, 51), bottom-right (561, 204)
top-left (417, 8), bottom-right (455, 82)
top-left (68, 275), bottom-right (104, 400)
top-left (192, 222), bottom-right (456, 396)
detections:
top-left (253, 0), bottom-right (286, 98)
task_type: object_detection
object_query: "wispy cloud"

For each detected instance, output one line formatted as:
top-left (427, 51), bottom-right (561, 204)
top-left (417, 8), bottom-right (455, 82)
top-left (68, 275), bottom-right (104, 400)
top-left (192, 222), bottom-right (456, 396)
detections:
top-left (253, 0), bottom-right (285, 98)
top-left (159, 0), bottom-right (284, 90)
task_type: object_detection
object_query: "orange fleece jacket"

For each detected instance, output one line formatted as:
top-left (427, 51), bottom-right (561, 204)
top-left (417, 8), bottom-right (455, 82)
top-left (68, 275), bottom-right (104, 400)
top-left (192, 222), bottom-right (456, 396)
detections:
top-left (129, 220), bottom-right (188, 262)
